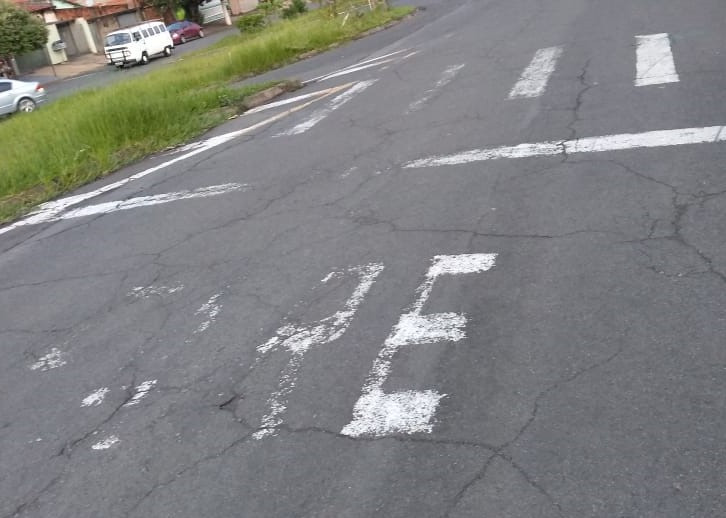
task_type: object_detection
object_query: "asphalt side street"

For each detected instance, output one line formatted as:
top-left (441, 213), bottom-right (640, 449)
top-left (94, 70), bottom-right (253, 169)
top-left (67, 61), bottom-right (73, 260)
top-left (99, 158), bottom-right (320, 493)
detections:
top-left (2, 0), bottom-right (726, 516)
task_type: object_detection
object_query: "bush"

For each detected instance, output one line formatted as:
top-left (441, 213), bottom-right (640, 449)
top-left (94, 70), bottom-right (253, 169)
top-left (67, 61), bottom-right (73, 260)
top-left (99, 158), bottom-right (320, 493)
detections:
top-left (282, 0), bottom-right (307, 19)
top-left (237, 12), bottom-right (266, 32)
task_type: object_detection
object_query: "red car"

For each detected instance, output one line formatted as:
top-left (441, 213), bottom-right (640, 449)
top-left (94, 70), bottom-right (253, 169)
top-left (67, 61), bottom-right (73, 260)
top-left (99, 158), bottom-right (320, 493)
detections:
top-left (166, 21), bottom-right (205, 44)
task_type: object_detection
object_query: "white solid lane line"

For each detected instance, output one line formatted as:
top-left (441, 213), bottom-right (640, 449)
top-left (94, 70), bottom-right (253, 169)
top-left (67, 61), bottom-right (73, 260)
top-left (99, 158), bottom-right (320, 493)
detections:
top-left (53, 183), bottom-right (247, 221)
top-left (276, 80), bottom-right (378, 136)
top-left (508, 46), bottom-right (564, 99)
top-left (404, 126), bottom-right (726, 168)
top-left (635, 33), bottom-right (679, 87)
top-left (304, 49), bottom-right (410, 84)
top-left (408, 64), bottom-right (466, 112)
top-left (244, 82), bottom-right (354, 115)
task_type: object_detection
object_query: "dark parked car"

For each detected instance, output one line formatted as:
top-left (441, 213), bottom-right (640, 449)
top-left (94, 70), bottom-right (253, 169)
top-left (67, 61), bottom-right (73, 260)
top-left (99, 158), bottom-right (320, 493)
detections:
top-left (0, 79), bottom-right (46, 115)
top-left (166, 21), bottom-right (205, 44)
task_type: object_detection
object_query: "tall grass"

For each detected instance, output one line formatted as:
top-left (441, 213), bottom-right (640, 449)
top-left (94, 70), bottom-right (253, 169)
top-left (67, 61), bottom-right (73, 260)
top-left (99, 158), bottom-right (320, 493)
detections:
top-left (0, 6), bottom-right (412, 222)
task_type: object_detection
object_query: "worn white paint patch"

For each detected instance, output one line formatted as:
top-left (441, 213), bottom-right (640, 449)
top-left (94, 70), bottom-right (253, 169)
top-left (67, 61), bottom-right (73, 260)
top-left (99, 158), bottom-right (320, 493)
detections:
top-left (342, 254), bottom-right (497, 437)
top-left (53, 184), bottom-right (246, 221)
top-left (340, 389), bottom-right (444, 437)
top-left (129, 285), bottom-right (184, 298)
top-left (304, 49), bottom-right (409, 84)
top-left (29, 348), bottom-right (67, 371)
top-left (408, 64), bottom-right (465, 112)
top-left (124, 380), bottom-right (157, 407)
top-left (254, 263), bottom-right (384, 439)
top-left (276, 80), bottom-right (378, 136)
top-left (194, 294), bottom-right (222, 334)
top-left (82, 387), bottom-right (109, 407)
top-left (635, 33), bottom-right (679, 86)
top-left (509, 46), bottom-right (563, 99)
top-left (91, 435), bottom-right (119, 450)
top-left (404, 126), bottom-right (726, 168)
top-left (0, 99), bottom-right (324, 236)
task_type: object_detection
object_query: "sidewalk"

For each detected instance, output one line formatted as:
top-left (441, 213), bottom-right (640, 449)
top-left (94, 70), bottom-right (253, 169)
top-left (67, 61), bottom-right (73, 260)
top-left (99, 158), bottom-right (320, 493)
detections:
top-left (18, 53), bottom-right (108, 84)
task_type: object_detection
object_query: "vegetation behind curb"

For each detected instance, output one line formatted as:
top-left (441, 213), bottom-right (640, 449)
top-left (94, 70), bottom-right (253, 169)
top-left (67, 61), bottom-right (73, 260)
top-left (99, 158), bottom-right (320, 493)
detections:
top-left (0, 5), bottom-right (413, 223)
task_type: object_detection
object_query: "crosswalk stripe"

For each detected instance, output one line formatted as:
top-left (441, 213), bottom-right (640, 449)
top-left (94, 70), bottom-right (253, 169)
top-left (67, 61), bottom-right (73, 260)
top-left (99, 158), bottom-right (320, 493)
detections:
top-left (508, 46), bottom-right (563, 99)
top-left (635, 33), bottom-right (680, 86)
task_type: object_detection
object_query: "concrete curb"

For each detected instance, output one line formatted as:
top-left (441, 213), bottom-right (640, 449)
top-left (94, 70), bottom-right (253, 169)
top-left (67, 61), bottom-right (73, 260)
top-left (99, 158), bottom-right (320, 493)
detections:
top-left (241, 80), bottom-right (302, 110)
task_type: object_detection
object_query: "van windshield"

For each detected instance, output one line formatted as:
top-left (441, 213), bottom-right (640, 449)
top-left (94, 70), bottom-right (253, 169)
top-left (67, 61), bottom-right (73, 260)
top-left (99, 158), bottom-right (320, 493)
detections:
top-left (105, 33), bottom-right (131, 46)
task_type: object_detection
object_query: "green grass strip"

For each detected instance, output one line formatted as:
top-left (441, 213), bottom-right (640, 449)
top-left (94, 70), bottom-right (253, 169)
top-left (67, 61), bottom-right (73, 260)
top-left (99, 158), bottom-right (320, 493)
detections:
top-left (0, 6), bottom-right (413, 223)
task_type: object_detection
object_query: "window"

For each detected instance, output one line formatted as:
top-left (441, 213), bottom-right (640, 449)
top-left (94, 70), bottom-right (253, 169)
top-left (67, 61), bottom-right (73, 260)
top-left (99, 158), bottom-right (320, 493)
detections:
top-left (141, 29), bottom-right (149, 37)
top-left (132, 31), bottom-right (141, 41)
top-left (0, 82), bottom-right (11, 93)
top-left (153, 26), bottom-right (161, 34)
top-left (160, 25), bottom-right (167, 32)
top-left (105, 33), bottom-right (131, 46)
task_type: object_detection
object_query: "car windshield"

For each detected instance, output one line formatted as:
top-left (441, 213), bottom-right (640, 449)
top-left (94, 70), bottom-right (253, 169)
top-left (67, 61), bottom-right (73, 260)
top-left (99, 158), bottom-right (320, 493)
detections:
top-left (105, 33), bottom-right (131, 46)
top-left (167, 23), bottom-right (184, 31)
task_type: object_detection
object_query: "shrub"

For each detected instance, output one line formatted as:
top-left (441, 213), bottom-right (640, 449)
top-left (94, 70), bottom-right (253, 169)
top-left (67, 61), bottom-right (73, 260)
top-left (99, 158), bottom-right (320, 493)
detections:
top-left (282, 0), bottom-right (307, 19)
top-left (237, 12), bottom-right (266, 32)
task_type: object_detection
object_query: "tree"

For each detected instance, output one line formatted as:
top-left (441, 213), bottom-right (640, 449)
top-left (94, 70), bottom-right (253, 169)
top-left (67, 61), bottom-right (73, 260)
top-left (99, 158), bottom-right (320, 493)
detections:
top-left (0, 1), bottom-right (47, 76)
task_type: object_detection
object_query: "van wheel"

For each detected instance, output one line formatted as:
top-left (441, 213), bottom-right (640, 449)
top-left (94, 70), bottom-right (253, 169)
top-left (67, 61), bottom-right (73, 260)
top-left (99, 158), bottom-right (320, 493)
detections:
top-left (198, 29), bottom-right (205, 38)
top-left (163, 46), bottom-right (172, 57)
top-left (140, 52), bottom-right (149, 65)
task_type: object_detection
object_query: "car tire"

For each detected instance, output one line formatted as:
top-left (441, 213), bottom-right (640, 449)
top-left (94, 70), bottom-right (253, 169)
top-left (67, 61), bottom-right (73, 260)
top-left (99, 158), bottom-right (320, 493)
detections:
top-left (198, 29), bottom-right (205, 38)
top-left (164, 46), bottom-right (173, 57)
top-left (180, 35), bottom-right (187, 44)
top-left (140, 52), bottom-right (149, 65)
top-left (17, 98), bottom-right (36, 113)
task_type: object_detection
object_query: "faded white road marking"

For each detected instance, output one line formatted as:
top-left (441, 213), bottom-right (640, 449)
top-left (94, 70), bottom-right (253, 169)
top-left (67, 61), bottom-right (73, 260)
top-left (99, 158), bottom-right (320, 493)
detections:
top-left (408, 64), bottom-right (465, 112)
top-left (123, 380), bottom-right (157, 407)
top-left (53, 183), bottom-right (246, 221)
top-left (129, 285), bottom-right (184, 298)
top-left (81, 388), bottom-right (109, 407)
top-left (91, 435), bottom-right (119, 450)
top-left (0, 98), bottom-right (325, 236)
top-left (635, 33), bottom-right (679, 86)
top-left (342, 254), bottom-right (496, 437)
top-left (245, 82), bottom-right (355, 115)
top-left (508, 46), bottom-right (563, 99)
top-left (254, 263), bottom-right (384, 439)
top-left (29, 348), bottom-right (67, 371)
top-left (305, 49), bottom-right (410, 84)
top-left (404, 125), bottom-right (726, 168)
top-left (194, 294), bottom-right (222, 334)
top-left (276, 80), bottom-right (378, 136)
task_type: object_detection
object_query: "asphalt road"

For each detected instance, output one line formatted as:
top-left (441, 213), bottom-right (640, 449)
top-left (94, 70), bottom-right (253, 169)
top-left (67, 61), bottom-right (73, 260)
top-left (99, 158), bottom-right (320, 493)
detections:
top-left (3, 0), bottom-right (726, 516)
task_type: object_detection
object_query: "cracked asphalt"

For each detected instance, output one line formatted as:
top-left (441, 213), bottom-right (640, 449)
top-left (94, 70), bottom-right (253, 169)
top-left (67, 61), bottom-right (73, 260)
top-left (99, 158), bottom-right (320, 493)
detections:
top-left (3, 0), bottom-right (726, 516)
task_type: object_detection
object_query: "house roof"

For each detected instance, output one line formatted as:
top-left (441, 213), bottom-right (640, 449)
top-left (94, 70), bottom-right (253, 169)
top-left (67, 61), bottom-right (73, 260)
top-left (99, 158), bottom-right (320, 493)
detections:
top-left (12, 0), bottom-right (54, 12)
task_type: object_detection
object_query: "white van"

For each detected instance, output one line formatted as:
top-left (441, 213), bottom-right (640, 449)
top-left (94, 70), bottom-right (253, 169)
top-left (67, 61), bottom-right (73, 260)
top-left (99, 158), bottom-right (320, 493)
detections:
top-left (103, 21), bottom-right (174, 68)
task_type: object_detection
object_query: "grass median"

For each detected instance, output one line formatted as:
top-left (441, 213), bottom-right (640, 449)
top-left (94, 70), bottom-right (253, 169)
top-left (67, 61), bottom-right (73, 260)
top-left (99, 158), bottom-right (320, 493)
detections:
top-left (0, 5), bottom-right (413, 224)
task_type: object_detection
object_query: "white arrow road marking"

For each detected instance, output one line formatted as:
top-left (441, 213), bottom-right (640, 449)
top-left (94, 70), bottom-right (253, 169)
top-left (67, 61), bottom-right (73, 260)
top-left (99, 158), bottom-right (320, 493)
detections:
top-left (276, 80), bottom-right (379, 136)
top-left (408, 64), bottom-right (466, 113)
top-left (0, 97), bottom-right (327, 236)
top-left (635, 33), bottom-right (679, 87)
top-left (254, 263), bottom-right (384, 439)
top-left (342, 254), bottom-right (497, 438)
top-left (404, 125), bottom-right (726, 168)
top-left (43, 183), bottom-right (246, 222)
top-left (509, 46), bottom-right (563, 99)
